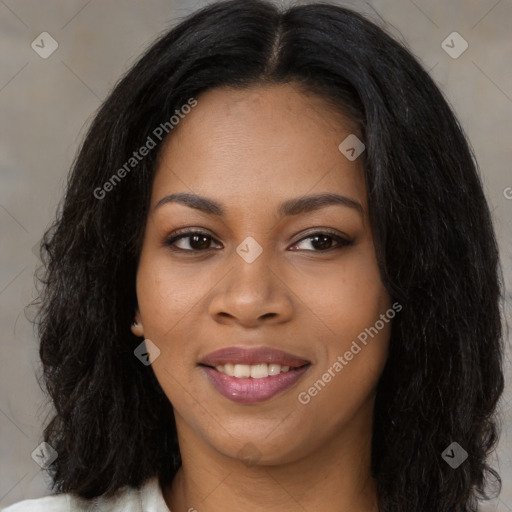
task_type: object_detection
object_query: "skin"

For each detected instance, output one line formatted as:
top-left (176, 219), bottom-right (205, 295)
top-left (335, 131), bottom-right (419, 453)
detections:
top-left (131, 83), bottom-right (392, 512)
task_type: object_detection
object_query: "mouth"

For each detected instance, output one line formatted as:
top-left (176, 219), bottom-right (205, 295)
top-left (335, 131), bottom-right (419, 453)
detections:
top-left (198, 346), bottom-right (311, 403)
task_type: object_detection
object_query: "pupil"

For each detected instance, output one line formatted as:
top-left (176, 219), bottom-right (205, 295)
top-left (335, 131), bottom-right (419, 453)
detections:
top-left (191, 234), bottom-right (210, 250)
top-left (312, 235), bottom-right (332, 250)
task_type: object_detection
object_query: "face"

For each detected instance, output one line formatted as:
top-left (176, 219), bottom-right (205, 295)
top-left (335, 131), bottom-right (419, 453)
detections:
top-left (132, 83), bottom-right (392, 466)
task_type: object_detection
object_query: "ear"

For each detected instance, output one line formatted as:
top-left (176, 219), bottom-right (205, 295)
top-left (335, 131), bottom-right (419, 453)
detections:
top-left (131, 309), bottom-right (144, 337)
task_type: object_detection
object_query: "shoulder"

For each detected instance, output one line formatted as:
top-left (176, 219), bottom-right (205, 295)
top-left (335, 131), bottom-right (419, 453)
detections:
top-left (1, 493), bottom-right (71, 512)
top-left (1, 476), bottom-right (169, 512)
top-left (1, 494), bottom-right (69, 512)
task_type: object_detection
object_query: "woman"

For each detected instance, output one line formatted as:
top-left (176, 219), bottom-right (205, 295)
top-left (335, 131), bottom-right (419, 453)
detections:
top-left (3, 0), bottom-right (505, 511)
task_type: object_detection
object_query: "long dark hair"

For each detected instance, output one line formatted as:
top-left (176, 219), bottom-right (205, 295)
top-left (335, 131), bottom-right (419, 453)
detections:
top-left (33, 1), bottom-right (505, 510)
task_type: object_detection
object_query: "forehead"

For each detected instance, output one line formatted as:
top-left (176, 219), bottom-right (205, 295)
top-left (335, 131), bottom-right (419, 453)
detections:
top-left (152, 83), bottom-right (366, 211)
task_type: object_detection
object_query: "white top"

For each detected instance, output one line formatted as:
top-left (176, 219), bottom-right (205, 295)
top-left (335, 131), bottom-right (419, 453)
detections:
top-left (1, 476), bottom-right (171, 512)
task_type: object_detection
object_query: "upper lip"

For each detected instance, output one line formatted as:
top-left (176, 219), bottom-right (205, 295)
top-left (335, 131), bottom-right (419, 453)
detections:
top-left (199, 346), bottom-right (310, 368)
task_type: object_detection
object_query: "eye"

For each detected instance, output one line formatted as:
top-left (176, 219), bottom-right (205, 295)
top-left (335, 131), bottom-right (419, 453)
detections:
top-left (289, 230), bottom-right (353, 252)
top-left (164, 230), bottom-right (222, 252)
top-left (164, 228), bottom-right (353, 253)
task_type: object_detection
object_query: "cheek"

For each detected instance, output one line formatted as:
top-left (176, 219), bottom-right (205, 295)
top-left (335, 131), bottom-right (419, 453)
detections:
top-left (332, 256), bottom-right (391, 380)
top-left (134, 249), bottom-right (217, 397)
top-left (292, 241), bottom-right (391, 408)
top-left (296, 274), bottom-right (391, 441)
top-left (291, 242), bottom-right (390, 344)
top-left (135, 252), bottom-right (206, 336)
top-left (135, 256), bottom-right (202, 403)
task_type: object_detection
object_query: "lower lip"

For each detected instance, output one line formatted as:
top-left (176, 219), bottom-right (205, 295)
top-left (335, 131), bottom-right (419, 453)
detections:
top-left (201, 365), bottom-right (310, 404)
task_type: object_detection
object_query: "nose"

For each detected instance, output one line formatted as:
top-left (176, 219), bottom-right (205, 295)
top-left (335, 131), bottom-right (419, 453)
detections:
top-left (208, 246), bottom-right (294, 327)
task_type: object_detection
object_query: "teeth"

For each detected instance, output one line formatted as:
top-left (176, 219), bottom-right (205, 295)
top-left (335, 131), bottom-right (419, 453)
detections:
top-left (214, 363), bottom-right (292, 378)
top-left (269, 363), bottom-right (282, 375)
top-left (234, 364), bottom-right (251, 378)
top-left (250, 364), bottom-right (268, 379)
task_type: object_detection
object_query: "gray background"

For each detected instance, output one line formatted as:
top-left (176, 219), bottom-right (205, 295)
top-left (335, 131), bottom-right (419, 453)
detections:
top-left (0, 0), bottom-right (511, 510)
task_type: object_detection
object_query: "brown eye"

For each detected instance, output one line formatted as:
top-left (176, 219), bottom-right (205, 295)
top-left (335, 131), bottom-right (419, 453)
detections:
top-left (164, 231), bottom-right (222, 252)
top-left (290, 231), bottom-right (352, 252)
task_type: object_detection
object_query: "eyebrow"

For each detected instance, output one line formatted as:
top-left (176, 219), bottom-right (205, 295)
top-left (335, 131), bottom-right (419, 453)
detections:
top-left (154, 192), bottom-right (364, 218)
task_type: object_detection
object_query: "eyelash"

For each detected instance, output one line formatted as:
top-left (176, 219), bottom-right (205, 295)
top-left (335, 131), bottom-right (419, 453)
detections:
top-left (163, 228), bottom-right (353, 254)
